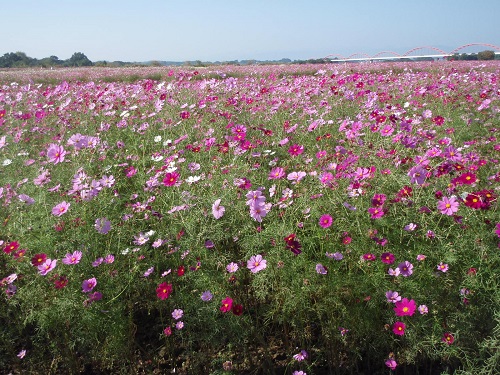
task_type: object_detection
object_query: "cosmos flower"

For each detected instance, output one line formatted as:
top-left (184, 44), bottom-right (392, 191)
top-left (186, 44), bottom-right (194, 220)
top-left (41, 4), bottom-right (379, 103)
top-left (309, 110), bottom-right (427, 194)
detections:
top-left (392, 321), bottom-right (406, 336)
top-left (394, 298), bottom-right (417, 316)
top-left (62, 251), bottom-right (82, 265)
top-left (437, 196), bottom-right (459, 215)
top-left (318, 214), bottom-right (333, 228)
top-left (156, 282), bottom-right (172, 300)
top-left (47, 144), bottom-right (67, 164)
top-left (52, 201), bottom-right (70, 217)
top-left (212, 199), bottom-right (225, 219)
top-left (247, 254), bottom-right (267, 273)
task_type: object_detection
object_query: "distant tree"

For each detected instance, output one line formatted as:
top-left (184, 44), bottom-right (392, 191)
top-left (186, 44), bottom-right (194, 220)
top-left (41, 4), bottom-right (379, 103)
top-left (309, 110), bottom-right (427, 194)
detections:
top-left (0, 52), bottom-right (22, 67)
top-left (39, 55), bottom-right (62, 68)
top-left (94, 60), bottom-right (109, 67)
top-left (66, 52), bottom-right (93, 67)
top-left (477, 50), bottom-right (495, 60)
top-left (50, 55), bottom-right (62, 65)
top-left (13, 52), bottom-right (35, 67)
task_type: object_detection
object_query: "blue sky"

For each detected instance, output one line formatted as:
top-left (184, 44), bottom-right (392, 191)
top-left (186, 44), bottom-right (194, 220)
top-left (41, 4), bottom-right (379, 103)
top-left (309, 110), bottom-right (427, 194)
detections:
top-left (3, 0), bottom-right (500, 62)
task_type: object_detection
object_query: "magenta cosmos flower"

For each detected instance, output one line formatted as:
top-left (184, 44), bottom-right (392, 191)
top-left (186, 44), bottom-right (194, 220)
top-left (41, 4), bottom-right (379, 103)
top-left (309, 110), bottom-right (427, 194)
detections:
top-left (220, 297), bottom-right (233, 312)
top-left (52, 201), bottom-right (70, 216)
top-left (288, 144), bottom-right (304, 156)
top-left (385, 359), bottom-right (397, 370)
top-left (437, 196), bottom-right (459, 216)
top-left (381, 252), bottom-right (395, 264)
top-left (163, 171), bottom-right (180, 186)
top-left (442, 332), bottom-right (455, 344)
top-left (392, 321), bottom-right (406, 336)
top-left (368, 206), bottom-right (385, 219)
top-left (394, 298), bottom-right (417, 316)
top-left (319, 214), bottom-right (333, 228)
top-left (247, 254), bottom-right (267, 273)
top-left (156, 282), bottom-right (172, 300)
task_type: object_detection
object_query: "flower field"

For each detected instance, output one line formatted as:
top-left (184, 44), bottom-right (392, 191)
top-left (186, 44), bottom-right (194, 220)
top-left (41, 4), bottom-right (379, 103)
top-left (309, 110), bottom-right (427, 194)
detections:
top-left (1, 61), bottom-right (499, 374)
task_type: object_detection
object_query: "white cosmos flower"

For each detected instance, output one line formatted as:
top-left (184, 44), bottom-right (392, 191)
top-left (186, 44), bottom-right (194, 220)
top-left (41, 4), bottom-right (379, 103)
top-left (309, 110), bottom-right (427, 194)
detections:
top-left (186, 176), bottom-right (201, 184)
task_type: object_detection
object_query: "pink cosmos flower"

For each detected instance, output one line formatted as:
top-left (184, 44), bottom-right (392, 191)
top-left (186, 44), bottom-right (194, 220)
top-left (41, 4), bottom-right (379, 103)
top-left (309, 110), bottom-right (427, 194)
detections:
top-left (156, 282), bottom-right (172, 300)
top-left (394, 298), bottom-right (416, 316)
top-left (320, 172), bottom-right (334, 185)
top-left (17, 350), bottom-right (27, 359)
top-left (368, 206), bottom-right (385, 219)
top-left (172, 309), bottom-right (183, 320)
top-left (371, 193), bottom-right (387, 207)
top-left (318, 214), bottom-right (333, 228)
top-left (380, 125), bottom-right (394, 136)
top-left (392, 321), bottom-right (406, 336)
top-left (38, 258), bottom-right (57, 276)
top-left (293, 350), bottom-right (308, 361)
top-left (62, 251), bottom-right (82, 265)
top-left (247, 254), bottom-right (267, 273)
top-left (212, 199), bottom-right (225, 219)
top-left (380, 252), bottom-right (395, 264)
top-left (388, 267), bottom-right (401, 276)
top-left (418, 305), bottom-right (429, 314)
top-left (249, 203), bottom-right (270, 222)
top-left (52, 201), bottom-right (70, 216)
top-left (397, 261), bottom-right (413, 277)
top-left (287, 171), bottom-right (306, 184)
top-left (385, 359), bottom-right (397, 370)
top-left (163, 172), bottom-right (180, 186)
top-left (220, 297), bottom-right (233, 312)
top-left (288, 144), bottom-right (304, 156)
top-left (47, 144), bottom-right (67, 164)
top-left (226, 262), bottom-right (239, 273)
top-left (82, 277), bottom-right (97, 293)
top-left (442, 332), bottom-right (455, 344)
top-left (385, 291), bottom-right (402, 303)
top-left (437, 262), bottom-right (449, 272)
top-left (268, 167), bottom-right (285, 180)
top-left (437, 196), bottom-right (459, 216)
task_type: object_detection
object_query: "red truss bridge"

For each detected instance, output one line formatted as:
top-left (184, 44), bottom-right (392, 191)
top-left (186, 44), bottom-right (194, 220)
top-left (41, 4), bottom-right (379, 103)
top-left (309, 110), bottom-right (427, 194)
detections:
top-left (324, 43), bottom-right (500, 62)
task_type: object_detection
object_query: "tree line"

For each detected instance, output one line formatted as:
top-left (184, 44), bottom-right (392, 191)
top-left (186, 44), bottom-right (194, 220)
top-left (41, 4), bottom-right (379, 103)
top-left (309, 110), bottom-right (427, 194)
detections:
top-left (0, 52), bottom-right (93, 68)
top-left (1, 50), bottom-right (497, 68)
top-left (446, 50), bottom-right (497, 61)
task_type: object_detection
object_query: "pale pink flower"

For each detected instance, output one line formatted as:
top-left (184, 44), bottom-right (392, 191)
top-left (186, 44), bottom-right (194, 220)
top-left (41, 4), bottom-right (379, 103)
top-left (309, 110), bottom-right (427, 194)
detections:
top-left (38, 259), bottom-right (57, 275)
top-left (47, 144), bottom-right (67, 164)
top-left (52, 201), bottom-right (70, 216)
top-left (437, 196), bottom-right (459, 216)
top-left (212, 199), bottom-right (225, 219)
